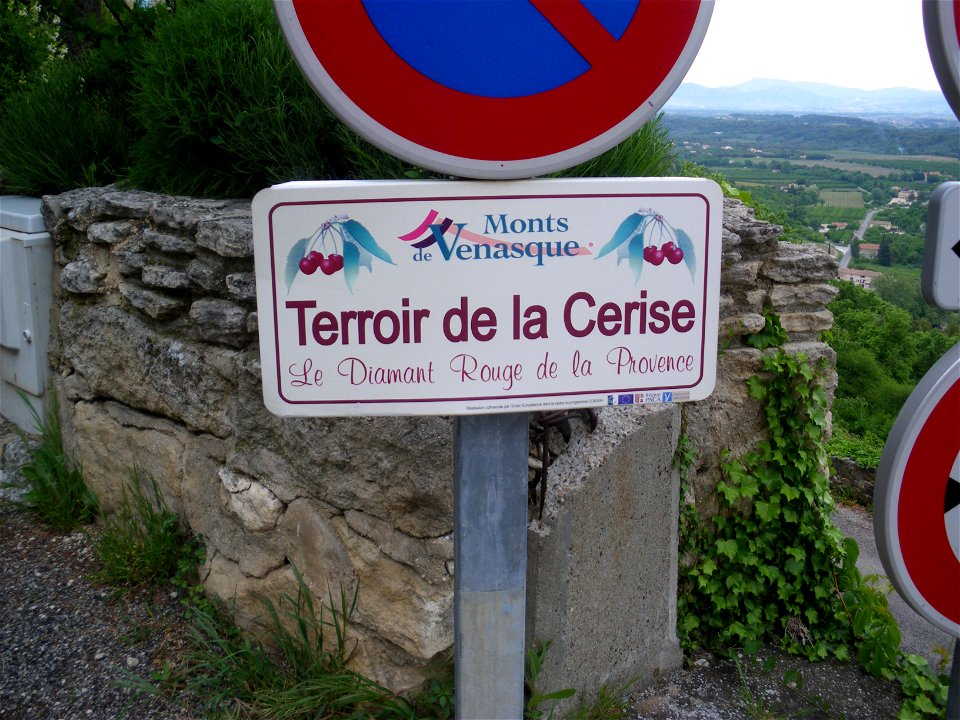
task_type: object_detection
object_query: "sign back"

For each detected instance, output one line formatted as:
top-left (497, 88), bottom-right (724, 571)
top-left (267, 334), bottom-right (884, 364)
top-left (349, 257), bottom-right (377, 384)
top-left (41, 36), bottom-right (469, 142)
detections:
top-left (253, 178), bottom-right (722, 416)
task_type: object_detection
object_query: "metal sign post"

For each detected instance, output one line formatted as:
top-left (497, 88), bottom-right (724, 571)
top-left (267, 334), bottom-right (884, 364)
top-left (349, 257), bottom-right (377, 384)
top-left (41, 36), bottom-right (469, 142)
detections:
top-left (454, 413), bottom-right (529, 718)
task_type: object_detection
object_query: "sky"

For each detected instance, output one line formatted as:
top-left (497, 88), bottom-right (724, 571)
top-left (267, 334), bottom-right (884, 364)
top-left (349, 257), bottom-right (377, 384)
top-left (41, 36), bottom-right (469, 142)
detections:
top-left (683, 0), bottom-right (943, 91)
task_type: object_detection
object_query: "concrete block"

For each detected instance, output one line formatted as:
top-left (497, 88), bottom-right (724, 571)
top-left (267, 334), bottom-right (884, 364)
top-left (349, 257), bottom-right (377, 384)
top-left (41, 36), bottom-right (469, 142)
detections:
top-left (526, 403), bottom-right (683, 709)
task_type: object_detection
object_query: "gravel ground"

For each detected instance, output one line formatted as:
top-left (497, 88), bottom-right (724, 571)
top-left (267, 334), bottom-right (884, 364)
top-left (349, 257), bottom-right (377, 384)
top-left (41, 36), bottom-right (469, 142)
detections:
top-left (0, 503), bottom-right (201, 720)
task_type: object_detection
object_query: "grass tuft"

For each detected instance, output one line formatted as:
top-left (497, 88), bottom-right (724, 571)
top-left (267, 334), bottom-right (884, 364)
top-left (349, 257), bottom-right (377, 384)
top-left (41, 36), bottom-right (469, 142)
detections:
top-left (12, 395), bottom-right (98, 530)
top-left (92, 467), bottom-right (201, 591)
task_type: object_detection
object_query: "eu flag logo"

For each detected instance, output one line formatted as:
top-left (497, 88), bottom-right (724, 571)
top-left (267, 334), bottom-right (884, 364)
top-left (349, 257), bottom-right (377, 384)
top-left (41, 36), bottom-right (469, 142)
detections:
top-left (617, 394), bottom-right (634, 405)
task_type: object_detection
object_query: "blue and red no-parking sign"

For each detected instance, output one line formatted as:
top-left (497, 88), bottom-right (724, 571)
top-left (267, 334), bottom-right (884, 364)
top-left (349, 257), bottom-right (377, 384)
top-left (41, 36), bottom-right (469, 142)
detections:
top-left (275, 0), bottom-right (713, 179)
top-left (876, 342), bottom-right (960, 639)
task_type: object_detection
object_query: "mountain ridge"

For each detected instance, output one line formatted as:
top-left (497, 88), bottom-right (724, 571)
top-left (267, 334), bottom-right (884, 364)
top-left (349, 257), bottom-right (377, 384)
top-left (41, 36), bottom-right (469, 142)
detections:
top-left (666, 78), bottom-right (955, 117)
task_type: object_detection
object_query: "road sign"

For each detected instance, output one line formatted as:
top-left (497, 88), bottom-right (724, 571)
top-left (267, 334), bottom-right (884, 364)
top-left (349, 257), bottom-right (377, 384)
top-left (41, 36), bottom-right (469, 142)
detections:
top-left (252, 177), bottom-right (722, 416)
top-left (922, 181), bottom-right (960, 311)
top-left (923, 0), bottom-right (960, 120)
top-left (273, 0), bottom-right (714, 179)
top-left (876, 341), bottom-right (960, 639)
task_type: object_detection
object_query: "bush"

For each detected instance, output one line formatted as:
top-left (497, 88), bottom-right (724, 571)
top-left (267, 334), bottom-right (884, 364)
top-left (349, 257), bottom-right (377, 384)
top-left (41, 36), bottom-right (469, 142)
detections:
top-left (0, 53), bottom-right (132, 194)
top-left (126, 0), bottom-right (347, 197)
top-left (0, 1), bottom-right (60, 100)
top-left (556, 113), bottom-right (675, 179)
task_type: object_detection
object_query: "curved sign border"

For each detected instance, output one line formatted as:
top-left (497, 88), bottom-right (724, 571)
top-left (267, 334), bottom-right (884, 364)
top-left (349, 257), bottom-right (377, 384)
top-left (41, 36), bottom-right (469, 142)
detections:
top-left (274, 0), bottom-right (713, 179)
top-left (923, 0), bottom-right (960, 120)
top-left (875, 341), bottom-right (960, 638)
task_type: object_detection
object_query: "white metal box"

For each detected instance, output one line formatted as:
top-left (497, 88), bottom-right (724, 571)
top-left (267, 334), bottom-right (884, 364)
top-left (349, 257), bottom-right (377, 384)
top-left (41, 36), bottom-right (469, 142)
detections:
top-left (0, 196), bottom-right (54, 431)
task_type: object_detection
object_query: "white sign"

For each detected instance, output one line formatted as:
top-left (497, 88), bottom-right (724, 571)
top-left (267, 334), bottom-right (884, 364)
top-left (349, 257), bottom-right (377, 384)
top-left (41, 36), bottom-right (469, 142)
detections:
top-left (252, 178), bottom-right (722, 416)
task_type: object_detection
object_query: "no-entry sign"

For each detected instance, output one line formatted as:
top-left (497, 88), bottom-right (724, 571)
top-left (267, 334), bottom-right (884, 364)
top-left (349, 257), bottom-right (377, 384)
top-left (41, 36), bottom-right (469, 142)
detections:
top-left (252, 178), bottom-right (722, 416)
top-left (923, 0), bottom-right (960, 120)
top-left (876, 341), bottom-right (960, 638)
top-left (274, 0), bottom-right (714, 179)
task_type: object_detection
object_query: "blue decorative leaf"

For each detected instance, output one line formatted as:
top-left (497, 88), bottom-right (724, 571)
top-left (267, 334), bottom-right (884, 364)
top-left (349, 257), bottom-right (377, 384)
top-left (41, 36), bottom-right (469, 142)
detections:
top-left (597, 212), bottom-right (644, 259)
top-left (676, 229), bottom-right (697, 280)
top-left (343, 240), bottom-right (360, 292)
top-left (340, 219), bottom-right (393, 264)
top-left (628, 234), bottom-right (645, 283)
top-left (285, 237), bottom-right (309, 292)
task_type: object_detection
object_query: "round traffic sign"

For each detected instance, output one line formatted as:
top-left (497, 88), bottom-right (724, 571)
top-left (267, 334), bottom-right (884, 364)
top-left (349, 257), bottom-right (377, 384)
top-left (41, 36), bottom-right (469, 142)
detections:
top-left (875, 341), bottom-right (960, 638)
top-left (923, 0), bottom-right (960, 121)
top-left (274, 0), bottom-right (713, 179)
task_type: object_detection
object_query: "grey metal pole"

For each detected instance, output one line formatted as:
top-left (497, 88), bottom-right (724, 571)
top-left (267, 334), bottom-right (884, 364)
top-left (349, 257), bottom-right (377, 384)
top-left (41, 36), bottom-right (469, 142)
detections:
top-left (454, 412), bottom-right (530, 720)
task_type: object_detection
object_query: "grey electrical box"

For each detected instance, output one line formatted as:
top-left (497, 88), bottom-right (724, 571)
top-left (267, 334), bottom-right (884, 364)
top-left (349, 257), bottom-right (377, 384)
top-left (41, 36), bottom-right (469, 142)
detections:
top-left (1, 196), bottom-right (54, 431)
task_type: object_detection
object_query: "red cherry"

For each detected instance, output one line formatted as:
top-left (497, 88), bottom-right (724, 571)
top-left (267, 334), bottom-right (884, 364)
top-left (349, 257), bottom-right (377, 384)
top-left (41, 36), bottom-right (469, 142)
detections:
top-left (642, 245), bottom-right (655, 261)
top-left (666, 247), bottom-right (684, 265)
top-left (299, 256), bottom-right (318, 275)
top-left (319, 256), bottom-right (338, 275)
top-left (647, 248), bottom-right (665, 266)
top-left (307, 250), bottom-right (323, 264)
top-left (661, 241), bottom-right (676, 253)
top-left (329, 254), bottom-right (344, 272)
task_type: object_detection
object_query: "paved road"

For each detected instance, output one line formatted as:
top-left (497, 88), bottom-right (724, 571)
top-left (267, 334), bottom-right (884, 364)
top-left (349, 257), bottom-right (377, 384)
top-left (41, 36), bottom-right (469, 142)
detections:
top-left (833, 504), bottom-right (956, 670)
top-left (854, 208), bottom-right (882, 240)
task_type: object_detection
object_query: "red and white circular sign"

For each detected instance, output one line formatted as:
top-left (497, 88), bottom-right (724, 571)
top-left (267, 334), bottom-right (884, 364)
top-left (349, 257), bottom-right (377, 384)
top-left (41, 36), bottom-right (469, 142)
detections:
top-left (923, 0), bottom-right (960, 120)
top-left (274, 0), bottom-right (713, 179)
top-left (875, 342), bottom-right (960, 638)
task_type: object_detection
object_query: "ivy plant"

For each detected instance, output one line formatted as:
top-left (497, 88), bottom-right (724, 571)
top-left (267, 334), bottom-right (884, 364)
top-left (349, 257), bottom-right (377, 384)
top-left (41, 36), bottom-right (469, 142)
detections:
top-left (677, 348), bottom-right (948, 718)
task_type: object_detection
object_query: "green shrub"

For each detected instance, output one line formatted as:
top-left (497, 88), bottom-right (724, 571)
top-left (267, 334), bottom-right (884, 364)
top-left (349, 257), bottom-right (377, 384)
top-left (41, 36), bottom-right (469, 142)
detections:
top-left (92, 468), bottom-right (201, 589)
top-left (556, 114), bottom-right (675, 179)
top-left (126, 0), bottom-right (345, 197)
top-left (0, 1), bottom-right (61, 100)
top-left (13, 396), bottom-right (98, 530)
top-left (0, 53), bottom-right (132, 194)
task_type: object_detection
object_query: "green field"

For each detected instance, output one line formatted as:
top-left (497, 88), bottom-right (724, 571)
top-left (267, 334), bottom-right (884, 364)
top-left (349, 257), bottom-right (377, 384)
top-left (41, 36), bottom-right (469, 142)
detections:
top-left (819, 189), bottom-right (864, 207)
top-left (803, 206), bottom-right (866, 225)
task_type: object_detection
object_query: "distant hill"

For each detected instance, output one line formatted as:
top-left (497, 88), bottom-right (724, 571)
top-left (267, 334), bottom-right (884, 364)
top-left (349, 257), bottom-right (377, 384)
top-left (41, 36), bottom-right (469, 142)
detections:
top-left (665, 78), bottom-right (955, 117)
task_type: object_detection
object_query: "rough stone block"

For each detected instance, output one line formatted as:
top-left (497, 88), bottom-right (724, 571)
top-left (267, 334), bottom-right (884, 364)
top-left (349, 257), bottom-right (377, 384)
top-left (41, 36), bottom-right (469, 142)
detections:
top-left (58, 302), bottom-right (235, 436)
top-left (225, 272), bottom-right (256, 301)
top-left (95, 191), bottom-right (156, 219)
top-left (142, 264), bottom-right (191, 290)
top-left (60, 251), bottom-right (108, 294)
top-left (196, 215), bottom-right (253, 258)
top-left (119, 282), bottom-right (188, 320)
top-left (526, 404), bottom-right (683, 708)
top-left (770, 282), bottom-right (839, 310)
top-left (779, 309), bottom-right (834, 334)
top-left (761, 244), bottom-right (838, 283)
top-left (87, 221), bottom-right (135, 245)
top-left (721, 259), bottom-right (762, 286)
top-left (719, 312), bottom-right (766, 338)
top-left (189, 298), bottom-right (250, 346)
top-left (142, 228), bottom-right (196, 255)
top-left (70, 400), bottom-right (188, 514)
top-left (187, 255), bottom-right (227, 292)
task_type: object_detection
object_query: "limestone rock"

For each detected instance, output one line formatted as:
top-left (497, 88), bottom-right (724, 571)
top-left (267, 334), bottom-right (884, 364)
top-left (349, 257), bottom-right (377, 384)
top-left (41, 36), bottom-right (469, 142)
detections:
top-left (87, 221), bottom-right (135, 245)
top-left (58, 302), bottom-right (235, 437)
top-left (186, 255), bottom-right (228, 292)
top-left (142, 264), bottom-right (191, 290)
top-left (119, 282), bottom-right (187, 320)
top-left (142, 228), bottom-right (196, 255)
top-left (225, 272), bottom-right (256, 301)
top-left (219, 468), bottom-right (284, 532)
top-left (60, 252), bottom-right (107, 294)
top-left (761, 244), bottom-right (837, 283)
top-left (189, 298), bottom-right (249, 346)
top-left (196, 214), bottom-right (253, 258)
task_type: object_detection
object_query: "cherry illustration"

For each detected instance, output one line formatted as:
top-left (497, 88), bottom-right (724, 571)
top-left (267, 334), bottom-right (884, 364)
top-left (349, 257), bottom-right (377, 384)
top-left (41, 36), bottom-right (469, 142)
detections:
top-left (664, 245), bottom-right (684, 265)
top-left (299, 254), bottom-right (320, 274)
top-left (646, 247), bottom-right (665, 266)
top-left (329, 253), bottom-right (344, 272)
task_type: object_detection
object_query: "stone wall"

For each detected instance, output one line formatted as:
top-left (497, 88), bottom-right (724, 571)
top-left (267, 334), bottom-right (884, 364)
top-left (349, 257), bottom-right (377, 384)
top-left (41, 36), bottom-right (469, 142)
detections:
top-left (40, 187), bottom-right (837, 697)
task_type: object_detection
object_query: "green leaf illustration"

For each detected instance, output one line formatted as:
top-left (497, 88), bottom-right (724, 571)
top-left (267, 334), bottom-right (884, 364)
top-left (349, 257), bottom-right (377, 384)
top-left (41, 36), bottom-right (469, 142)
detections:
top-left (340, 219), bottom-right (393, 265)
top-left (597, 212), bottom-right (644, 259)
top-left (343, 240), bottom-right (360, 292)
top-left (285, 237), bottom-right (309, 292)
top-left (675, 228), bottom-right (697, 280)
top-left (628, 234), bottom-right (645, 283)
